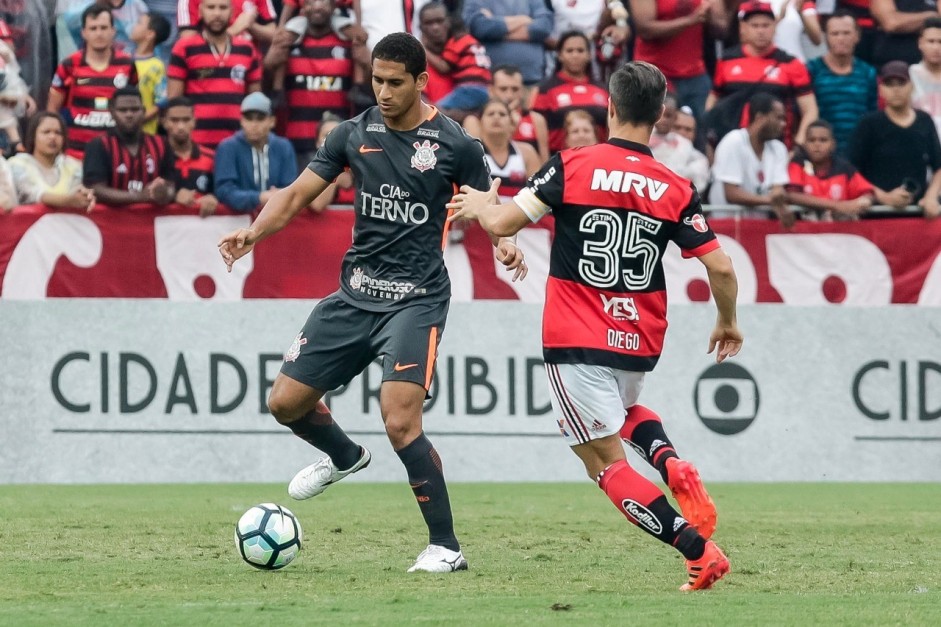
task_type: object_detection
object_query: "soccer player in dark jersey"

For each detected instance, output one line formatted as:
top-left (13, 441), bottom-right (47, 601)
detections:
top-left (218, 32), bottom-right (527, 573)
top-left (448, 61), bottom-right (742, 591)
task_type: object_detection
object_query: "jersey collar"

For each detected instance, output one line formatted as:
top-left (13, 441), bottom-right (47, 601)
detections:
top-left (606, 137), bottom-right (653, 157)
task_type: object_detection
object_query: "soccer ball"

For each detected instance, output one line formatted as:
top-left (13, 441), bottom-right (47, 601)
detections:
top-left (234, 503), bottom-right (303, 570)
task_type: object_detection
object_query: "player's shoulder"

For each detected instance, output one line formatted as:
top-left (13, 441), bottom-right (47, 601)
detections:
top-left (428, 108), bottom-right (483, 147)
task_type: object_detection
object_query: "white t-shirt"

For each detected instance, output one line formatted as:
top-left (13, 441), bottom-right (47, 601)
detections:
top-left (910, 63), bottom-right (941, 139)
top-left (770, 0), bottom-right (825, 63)
top-left (708, 128), bottom-right (789, 217)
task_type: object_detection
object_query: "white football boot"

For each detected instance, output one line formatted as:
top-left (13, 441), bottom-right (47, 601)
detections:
top-left (407, 544), bottom-right (468, 573)
top-left (288, 447), bottom-right (371, 500)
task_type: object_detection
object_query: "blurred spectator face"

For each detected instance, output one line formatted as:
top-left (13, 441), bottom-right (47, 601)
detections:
top-left (129, 14), bottom-right (151, 46)
top-left (564, 113), bottom-right (598, 148)
top-left (241, 111), bottom-right (274, 145)
top-left (490, 69), bottom-right (525, 109)
top-left (673, 109), bottom-right (697, 142)
top-left (111, 95), bottom-right (145, 135)
top-left (201, 0), bottom-right (233, 36)
top-left (757, 101), bottom-right (786, 141)
top-left (655, 98), bottom-right (677, 135)
top-left (303, 0), bottom-right (335, 28)
top-left (480, 101), bottom-right (513, 137)
top-left (419, 5), bottom-right (449, 49)
top-left (824, 15), bottom-right (859, 57)
top-left (33, 116), bottom-right (67, 160)
top-left (918, 26), bottom-right (941, 67)
top-left (163, 105), bottom-right (197, 145)
top-left (880, 77), bottom-right (913, 109)
top-left (372, 59), bottom-right (423, 121)
top-left (558, 34), bottom-right (591, 76)
top-left (803, 125), bottom-right (835, 164)
top-left (81, 10), bottom-right (116, 52)
top-left (317, 119), bottom-right (340, 148)
top-left (741, 15), bottom-right (776, 54)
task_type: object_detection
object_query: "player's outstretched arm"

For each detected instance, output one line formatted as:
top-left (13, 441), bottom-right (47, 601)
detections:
top-left (698, 248), bottom-right (743, 363)
top-left (448, 178), bottom-right (532, 237)
top-left (217, 168), bottom-right (332, 273)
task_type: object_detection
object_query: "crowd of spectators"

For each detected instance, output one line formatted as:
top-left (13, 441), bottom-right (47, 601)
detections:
top-left (0, 0), bottom-right (939, 221)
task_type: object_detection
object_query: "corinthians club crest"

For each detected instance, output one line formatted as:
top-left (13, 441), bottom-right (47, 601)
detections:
top-left (410, 140), bottom-right (439, 172)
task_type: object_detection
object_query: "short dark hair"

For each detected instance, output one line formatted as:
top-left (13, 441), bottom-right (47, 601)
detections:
top-left (81, 4), bottom-right (112, 28)
top-left (922, 16), bottom-right (941, 34)
top-left (372, 32), bottom-right (426, 79)
top-left (110, 86), bottom-right (143, 105)
top-left (492, 64), bottom-right (522, 80)
top-left (747, 92), bottom-right (781, 122)
top-left (162, 96), bottom-right (194, 113)
top-left (147, 13), bottom-right (172, 46)
top-left (823, 9), bottom-right (859, 32)
top-left (419, 1), bottom-right (447, 20)
top-left (608, 61), bottom-right (666, 126)
top-left (807, 119), bottom-right (834, 135)
top-left (24, 111), bottom-right (68, 156)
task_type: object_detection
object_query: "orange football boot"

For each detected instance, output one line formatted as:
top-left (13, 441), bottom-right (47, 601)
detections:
top-left (681, 541), bottom-right (730, 591)
top-left (666, 457), bottom-right (717, 539)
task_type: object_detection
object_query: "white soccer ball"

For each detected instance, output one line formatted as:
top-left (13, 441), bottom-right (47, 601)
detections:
top-left (234, 503), bottom-right (303, 570)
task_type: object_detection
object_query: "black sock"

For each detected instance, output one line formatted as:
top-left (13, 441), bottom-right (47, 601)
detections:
top-left (396, 432), bottom-right (459, 552)
top-left (673, 525), bottom-right (707, 561)
top-left (626, 421), bottom-right (679, 483)
top-left (285, 403), bottom-right (362, 471)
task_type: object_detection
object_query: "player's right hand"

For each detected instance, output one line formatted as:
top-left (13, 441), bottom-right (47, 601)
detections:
top-left (708, 323), bottom-right (743, 364)
top-left (217, 228), bottom-right (257, 273)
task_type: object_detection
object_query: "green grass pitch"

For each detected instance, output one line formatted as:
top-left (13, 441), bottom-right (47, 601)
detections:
top-left (1, 483), bottom-right (938, 626)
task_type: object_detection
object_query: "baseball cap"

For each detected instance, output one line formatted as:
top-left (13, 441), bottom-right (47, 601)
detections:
top-left (738, 1), bottom-right (775, 20)
top-left (879, 60), bottom-right (911, 82)
top-left (241, 92), bottom-right (272, 115)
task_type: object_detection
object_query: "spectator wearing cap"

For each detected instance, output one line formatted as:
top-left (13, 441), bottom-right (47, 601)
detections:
top-left (871, 0), bottom-right (940, 67)
top-left (806, 9), bottom-right (877, 157)
top-left (214, 92), bottom-right (297, 213)
top-left (650, 92), bottom-right (710, 190)
top-left (849, 60), bottom-right (941, 218)
top-left (629, 0), bottom-right (729, 122)
top-left (704, 0), bottom-right (818, 148)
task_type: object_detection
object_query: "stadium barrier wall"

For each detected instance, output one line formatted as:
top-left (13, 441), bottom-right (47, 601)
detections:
top-left (1, 300), bottom-right (939, 484)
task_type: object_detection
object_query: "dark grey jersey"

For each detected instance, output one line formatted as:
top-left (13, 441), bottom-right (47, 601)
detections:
top-left (308, 106), bottom-right (491, 312)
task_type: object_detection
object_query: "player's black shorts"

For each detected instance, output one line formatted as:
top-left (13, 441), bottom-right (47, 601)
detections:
top-left (280, 292), bottom-right (448, 392)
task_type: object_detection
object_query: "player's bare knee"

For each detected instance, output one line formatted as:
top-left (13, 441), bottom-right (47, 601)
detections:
top-left (383, 414), bottom-right (420, 448)
top-left (267, 393), bottom-right (301, 425)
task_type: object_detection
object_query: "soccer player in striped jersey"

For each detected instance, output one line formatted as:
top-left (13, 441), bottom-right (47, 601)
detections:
top-left (48, 4), bottom-right (139, 160)
top-left (167, 0), bottom-right (263, 149)
top-left (449, 61), bottom-right (741, 591)
top-left (218, 33), bottom-right (527, 574)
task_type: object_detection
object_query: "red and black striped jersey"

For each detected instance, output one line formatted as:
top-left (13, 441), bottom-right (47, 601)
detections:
top-left (168, 33), bottom-right (262, 148)
top-left (787, 154), bottom-right (874, 201)
top-left (172, 143), bottom-right (216, 195)
top-left (513, 139), bottom-right (720, 371)
top-left (178, 0), bottom-right (276, 29)
top-left (837, 0), bottom-right (874, 27)
top-left (283, 32), bottom-right (353, 154)
top-left (513, 111), bottom-right (540, 151)
top-left (441, 34), bottom-right (491, 86)
top-left (532, 72), bottom-right (609, 153)
top-left (82, 131), bottom-right (176, 195)
top-left (50, 49), bottom-right (139, 159)
top-left (711, 46), bottom-right (812, 147)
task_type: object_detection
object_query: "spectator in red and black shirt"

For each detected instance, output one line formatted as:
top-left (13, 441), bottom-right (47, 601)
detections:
top-left (786, 120), bottom-right (875, 220)
top-left (420, 3), bottom-right (492, 118)
top-left (47, 4), bottom-right (139, 160)
top-left (83, 87), bottom-right (176, 207)
top-left (532, 31), bottom-right (609, 153)
top-left (705, 1), bottom-right (818, 148)
top-left (167, 0), bottom-right (263, 149)
top-left (162, 96), bottom-right (219, 216)
top-left (264, 0), bottom-right (353, 165)
top-left (178, 0), bottom-right (277, 44)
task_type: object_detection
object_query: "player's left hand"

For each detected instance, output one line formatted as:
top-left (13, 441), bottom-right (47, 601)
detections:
top-left (918, 195), bottom-right (940, 219)
top-left (496, 238), bottom-right (528, 282)
top-left (447, 178), bottom-right (501, 222)
top-left (708, 323), bottom-right (743, 363)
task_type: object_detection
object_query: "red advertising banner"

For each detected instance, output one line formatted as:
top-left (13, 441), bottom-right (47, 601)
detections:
top-left (1, 206), bottom-right (939, 304)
